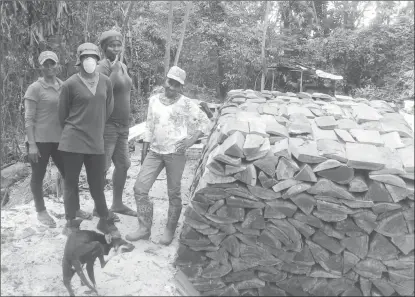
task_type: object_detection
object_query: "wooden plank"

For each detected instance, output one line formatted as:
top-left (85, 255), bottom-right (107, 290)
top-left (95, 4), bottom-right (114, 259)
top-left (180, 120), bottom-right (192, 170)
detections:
top-left (128, 122), bottom-right (146, 141)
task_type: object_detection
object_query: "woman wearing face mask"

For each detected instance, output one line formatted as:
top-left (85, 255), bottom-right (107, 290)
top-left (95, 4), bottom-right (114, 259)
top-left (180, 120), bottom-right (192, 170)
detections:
top-left (91, 30), bottom-right (135, 221)
top-left (58, 43), bottom-right (120, 237)
top-left (24, 51), bottom-right (67, 227)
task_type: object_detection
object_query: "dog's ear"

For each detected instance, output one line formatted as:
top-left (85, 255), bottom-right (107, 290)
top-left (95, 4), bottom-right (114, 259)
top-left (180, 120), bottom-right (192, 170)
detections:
top-left (105, 234), bottom-right (112, 244)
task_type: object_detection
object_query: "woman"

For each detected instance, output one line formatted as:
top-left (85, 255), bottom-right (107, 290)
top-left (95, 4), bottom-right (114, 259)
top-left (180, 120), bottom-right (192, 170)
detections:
top-left (126, 66), bottom-right (210, 245)
top-left (92, 30), bottom-right (135, 221)
top-left (24, 51), bottom-right (65, 227)
top-left (58, 43), bottom-right (120, 237)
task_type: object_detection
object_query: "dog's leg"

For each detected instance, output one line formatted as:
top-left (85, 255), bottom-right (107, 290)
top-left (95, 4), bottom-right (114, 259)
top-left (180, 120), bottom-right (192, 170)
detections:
top-left (63, 276), bottom-right (76, 297)
top-left (62, 259), bottom-right (76, 296)
top-left (86, 260), bottom-right (98, 288)
top-left (72, 260), bottom-right (98, 294)
top-left (98, 254), bottom-right (107, 268)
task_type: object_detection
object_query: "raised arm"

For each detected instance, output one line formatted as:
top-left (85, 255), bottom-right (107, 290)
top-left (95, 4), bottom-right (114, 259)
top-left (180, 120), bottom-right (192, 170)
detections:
top-left (96, 57), bottom-right (124, 86)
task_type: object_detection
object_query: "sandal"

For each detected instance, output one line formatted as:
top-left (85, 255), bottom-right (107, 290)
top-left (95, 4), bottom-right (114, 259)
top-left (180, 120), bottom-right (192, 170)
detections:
top-left (37, 210), bottom-right (56, 228)
top-left (110, 205), bottom-right (137, 217)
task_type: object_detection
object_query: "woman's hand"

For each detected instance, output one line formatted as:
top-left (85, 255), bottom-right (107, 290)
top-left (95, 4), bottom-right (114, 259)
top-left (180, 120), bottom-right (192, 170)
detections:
top-left (141, 150), bottom-right (148, 164)
top-left (28, 143), bottom-right (41, 163)
top-left (175, 137), bottom-right (194, 153)
top-left (110, 55), bottom-right (122, 72)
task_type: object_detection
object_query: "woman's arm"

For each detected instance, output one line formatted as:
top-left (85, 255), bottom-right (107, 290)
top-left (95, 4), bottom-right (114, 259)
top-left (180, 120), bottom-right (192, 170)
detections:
top-left (24, 84), bottom-right (41, 162)
top-left (175, 98), bottom-right (211, 152)
top-left (106, 79), bottom-right (114, 121)
top-left (58, 84), bottom-right (71, 128)
top-left (24, 84), bottom-right (40, 143)
top-left (24, 99), bottom-right (37, 144)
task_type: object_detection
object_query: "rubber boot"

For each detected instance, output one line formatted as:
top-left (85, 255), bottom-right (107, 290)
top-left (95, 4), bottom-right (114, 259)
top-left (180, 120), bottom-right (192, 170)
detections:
top-left (62, 218), bottom-right (83, 236)
top-left (159, 205), bottom-right (182, 246)
top-left (126, 201), bottom-right (153, 242)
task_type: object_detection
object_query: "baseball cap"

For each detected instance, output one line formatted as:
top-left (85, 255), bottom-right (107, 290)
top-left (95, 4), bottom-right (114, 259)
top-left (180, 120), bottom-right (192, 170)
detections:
top-left (99, 30), bottom-right (123, 48)
top-left (38, 51), bottom-right (58, 65)
top-left (167, 66), bottom-right (186, 85)
top-left (75, 43), bottom-right (100, 66)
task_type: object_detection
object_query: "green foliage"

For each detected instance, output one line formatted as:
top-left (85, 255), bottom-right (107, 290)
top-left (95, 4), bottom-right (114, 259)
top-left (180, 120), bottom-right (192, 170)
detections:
top-left (302, 11), bottom-right (414, 101)
top-left (1, 0), bottom-right (413, 164)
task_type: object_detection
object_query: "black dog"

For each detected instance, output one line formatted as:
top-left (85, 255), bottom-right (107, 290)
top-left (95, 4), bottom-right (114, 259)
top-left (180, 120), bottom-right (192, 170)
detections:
top-left (62, 227), bottom-right (134, 296)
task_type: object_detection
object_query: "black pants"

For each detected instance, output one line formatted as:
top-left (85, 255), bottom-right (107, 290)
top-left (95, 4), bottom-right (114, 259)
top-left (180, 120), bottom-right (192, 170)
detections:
top-left (61, 151), bottom-right (109, 220)
top-left (27, 142), bottom-right (65, 212)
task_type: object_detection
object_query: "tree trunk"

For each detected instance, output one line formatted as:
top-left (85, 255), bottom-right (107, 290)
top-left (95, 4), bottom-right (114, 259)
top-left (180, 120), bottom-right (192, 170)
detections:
top-left (260, 1), bottom-right (271, 92)
top-left (120, 1), bottom-right (135, 63)
top-left (84, 1), bottom-right (93, 42)
top-left (174, 2), bottom-right (192, 66)
top-left (164, 1), bottom-right (174, 77)
top-left (311, 0), bottom-right (320, 32)
top-left (216, 48), bottom-right (226, 100)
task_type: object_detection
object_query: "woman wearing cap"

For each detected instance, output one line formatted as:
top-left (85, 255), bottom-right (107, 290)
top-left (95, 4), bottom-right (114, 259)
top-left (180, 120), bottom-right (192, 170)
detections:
top-left (58, 43), bottom-right (120, 237)
top-left (126, 66), bottom-right (211, 245)
top-left (24, 51), bottom-right (67, 227)
top-left (91, 29), bottom-right (135, 220)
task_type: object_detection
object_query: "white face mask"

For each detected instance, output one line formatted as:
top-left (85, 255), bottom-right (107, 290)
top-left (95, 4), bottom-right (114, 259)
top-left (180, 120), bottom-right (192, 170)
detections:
top-left (82, 57), bottom-right (97, 74)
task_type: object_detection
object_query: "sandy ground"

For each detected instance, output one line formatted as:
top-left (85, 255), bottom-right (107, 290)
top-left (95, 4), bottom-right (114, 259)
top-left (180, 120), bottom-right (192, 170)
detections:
top-left (1, 152), bottom-right (199, 296)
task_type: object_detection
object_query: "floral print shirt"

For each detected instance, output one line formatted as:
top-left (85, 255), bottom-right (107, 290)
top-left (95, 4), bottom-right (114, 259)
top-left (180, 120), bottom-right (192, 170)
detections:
top-left (143, 93), bottom-right (211, 154)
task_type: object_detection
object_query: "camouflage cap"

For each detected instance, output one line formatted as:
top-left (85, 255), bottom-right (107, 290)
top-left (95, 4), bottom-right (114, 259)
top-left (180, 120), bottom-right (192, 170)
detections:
top-left (75, 43), bottom-right (100, 66)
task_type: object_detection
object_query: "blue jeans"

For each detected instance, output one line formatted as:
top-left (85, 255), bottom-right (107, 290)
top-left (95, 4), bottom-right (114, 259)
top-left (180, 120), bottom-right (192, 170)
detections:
top-left (133, 150), bottom-right (186, 225)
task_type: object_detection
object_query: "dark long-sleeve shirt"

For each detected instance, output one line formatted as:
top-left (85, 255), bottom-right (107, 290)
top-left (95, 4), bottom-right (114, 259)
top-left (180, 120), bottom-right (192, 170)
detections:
top-left (58, 73), bottom-right (114, 154)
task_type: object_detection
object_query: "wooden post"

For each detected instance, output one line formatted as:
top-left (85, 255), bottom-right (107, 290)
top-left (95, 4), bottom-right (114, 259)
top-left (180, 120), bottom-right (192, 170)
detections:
top-left (271, 69), bottom-right (275, 91)
top-left (300, 70), bottom-right (303, 92)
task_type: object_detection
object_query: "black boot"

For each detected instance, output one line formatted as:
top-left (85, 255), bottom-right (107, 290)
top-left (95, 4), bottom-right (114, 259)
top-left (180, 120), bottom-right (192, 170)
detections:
top-left (159, 205), bottom-right (182, 246)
